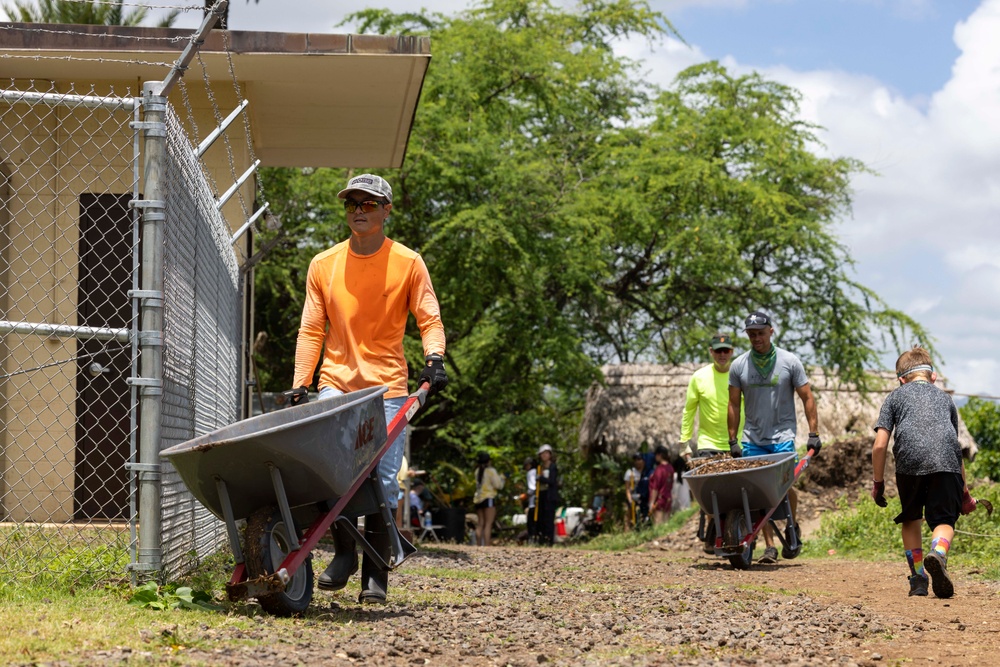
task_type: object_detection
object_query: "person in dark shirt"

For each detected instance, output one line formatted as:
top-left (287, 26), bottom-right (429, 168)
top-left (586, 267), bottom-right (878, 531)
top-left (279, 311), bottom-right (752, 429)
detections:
top-left (534, 444), bottom-right (560, 545)
top-left (871, 346), bottom-right (972, 599)
top-left (624, 452), bottom-right (651, 530)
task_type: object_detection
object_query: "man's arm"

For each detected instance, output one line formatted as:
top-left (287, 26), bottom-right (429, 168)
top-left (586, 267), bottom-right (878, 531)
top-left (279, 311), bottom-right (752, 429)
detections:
top-left (292, 259), bottom-right (328, 388)
top-left (795, 383), bottom-right (819, 434)
top-left (679, 375), bottom-right (700, 450)
top-left (727, 385), bottom-right (743, 442)
top-left (409, 255), bottom-right (446, 357)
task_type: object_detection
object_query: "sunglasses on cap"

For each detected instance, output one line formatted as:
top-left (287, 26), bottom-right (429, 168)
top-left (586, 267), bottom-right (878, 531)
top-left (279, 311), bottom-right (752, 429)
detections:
top-left (343, 198), bottom-right (386, 214)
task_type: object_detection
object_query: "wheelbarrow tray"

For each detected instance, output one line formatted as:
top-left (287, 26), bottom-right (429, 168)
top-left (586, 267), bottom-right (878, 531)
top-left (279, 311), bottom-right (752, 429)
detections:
top-left (160, 386), bottom-right (388, 522)
top-left (684, 452), bottom-right (797, 514)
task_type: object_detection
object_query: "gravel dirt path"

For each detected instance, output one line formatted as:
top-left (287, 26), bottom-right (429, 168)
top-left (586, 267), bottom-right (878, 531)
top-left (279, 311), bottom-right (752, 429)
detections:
top-left (50, 439), bottom-right (1000, 666)
top-left (70, 523), bottom-right (1000, 667)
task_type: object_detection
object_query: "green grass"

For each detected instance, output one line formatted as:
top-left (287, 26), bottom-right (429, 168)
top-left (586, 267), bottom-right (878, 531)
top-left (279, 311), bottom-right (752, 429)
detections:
top-left (0, 524), bottom-right (131, 596)
top-left (582, 507), bottom-right (698, 551)
top-left (803, 479), bottom-right (1000, 577)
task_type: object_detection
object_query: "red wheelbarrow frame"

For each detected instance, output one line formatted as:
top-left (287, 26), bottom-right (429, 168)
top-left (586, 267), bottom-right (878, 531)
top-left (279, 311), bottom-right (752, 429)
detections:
top-left (709, 449), bottom-right (816, 555)
top-left (224, 383), bottom-right (429, 600)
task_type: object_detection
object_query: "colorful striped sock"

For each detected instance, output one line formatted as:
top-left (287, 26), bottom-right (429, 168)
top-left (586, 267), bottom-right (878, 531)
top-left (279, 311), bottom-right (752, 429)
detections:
top-left (931, 537), bottom-right (951, 557)
top-left (906, 548), bottom-right (925, 578)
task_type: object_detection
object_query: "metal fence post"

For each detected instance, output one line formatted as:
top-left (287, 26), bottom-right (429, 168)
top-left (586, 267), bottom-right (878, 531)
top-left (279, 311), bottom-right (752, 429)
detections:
top-left (135, 81), bottom-right (167, 578)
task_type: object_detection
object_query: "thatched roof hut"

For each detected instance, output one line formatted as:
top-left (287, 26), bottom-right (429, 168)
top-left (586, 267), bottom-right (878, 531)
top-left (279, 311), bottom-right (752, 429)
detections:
top-left (578, 363), bottom-right (979, 460)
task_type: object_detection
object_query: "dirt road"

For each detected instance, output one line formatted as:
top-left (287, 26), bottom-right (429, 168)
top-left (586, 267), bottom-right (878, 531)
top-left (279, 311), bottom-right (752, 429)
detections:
top-left (68, 528), bottom-right (1000, 667)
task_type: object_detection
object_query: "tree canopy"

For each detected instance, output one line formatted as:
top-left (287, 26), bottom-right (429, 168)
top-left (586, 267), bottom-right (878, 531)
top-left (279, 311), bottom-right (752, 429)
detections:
top-left (252, 0), bottom-right (931, 492)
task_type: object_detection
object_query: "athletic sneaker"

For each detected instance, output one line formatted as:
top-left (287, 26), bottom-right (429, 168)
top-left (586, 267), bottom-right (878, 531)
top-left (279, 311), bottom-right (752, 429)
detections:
top-left (908, 574), bottom-right (928, 597)
top-left (758, 546), bottom-right (778, 564)
top-left (924, 551), bottom-right (954, 599)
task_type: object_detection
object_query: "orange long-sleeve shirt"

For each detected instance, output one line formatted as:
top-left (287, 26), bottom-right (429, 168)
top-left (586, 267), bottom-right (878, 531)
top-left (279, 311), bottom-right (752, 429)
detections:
top-left (293, 237), bottom-right (446, 398)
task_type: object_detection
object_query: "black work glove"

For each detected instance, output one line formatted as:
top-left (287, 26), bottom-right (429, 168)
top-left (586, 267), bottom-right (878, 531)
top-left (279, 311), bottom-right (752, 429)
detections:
top-left (728, 439), bottom-right (742, 458)
top-left (871, 480), bottom-right (887, 507)
top-left (417, 353), bottom-right (448, 395)
top-left (284, 386), bottom-right (309, 407)
top-left (807, 432), bottom-right (822, 456)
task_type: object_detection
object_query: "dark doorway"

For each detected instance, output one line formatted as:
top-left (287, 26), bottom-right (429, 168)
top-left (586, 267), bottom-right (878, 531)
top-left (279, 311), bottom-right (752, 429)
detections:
top-left (75, 193), bottom-right (133, 520)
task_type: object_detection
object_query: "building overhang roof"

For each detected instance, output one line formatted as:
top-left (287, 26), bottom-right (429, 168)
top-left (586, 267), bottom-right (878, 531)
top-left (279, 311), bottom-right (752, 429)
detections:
top-left (0, 23), bottom-right (431, 168)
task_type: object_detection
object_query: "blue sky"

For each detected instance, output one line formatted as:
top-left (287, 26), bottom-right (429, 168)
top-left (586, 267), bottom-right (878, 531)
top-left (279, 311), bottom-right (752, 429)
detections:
top-left (665, 0), bottom-right (980, 99)
top-left (160, 1), bottom-right (1000, 398)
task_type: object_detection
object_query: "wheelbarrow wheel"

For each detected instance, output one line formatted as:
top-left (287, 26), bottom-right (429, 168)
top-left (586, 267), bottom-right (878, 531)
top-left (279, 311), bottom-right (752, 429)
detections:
top-left (244, 507), bottom-right (313, 616)
top-left (723, 509), bottom-right (754, 570)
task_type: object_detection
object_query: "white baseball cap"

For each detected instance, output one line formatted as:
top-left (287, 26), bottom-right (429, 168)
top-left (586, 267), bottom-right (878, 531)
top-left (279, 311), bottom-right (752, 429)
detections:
top-left (537, 444), bottom-right (553, 455)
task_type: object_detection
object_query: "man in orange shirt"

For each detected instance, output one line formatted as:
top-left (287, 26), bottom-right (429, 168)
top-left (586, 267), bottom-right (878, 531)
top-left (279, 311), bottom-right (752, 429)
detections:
top-left (288, 173), bottom-right (448, 603)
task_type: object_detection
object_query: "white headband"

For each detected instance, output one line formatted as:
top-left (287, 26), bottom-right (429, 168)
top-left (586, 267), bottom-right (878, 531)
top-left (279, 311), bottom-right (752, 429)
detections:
top-left (897, 364), bottom-right (933, 378)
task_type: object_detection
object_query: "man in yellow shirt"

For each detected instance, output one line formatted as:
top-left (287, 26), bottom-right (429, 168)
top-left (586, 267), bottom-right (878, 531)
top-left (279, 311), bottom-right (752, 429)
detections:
top-left (680, 334), bottom-right (744, 455)
top-left (288, 173), bottom-right (448, 603)
top-left (680, 333), bottom-right (744, 552)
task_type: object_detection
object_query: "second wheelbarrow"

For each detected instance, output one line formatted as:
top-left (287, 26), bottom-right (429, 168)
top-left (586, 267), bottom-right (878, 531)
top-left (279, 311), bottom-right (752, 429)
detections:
top-left (160, 383), bottom-right (429, 615)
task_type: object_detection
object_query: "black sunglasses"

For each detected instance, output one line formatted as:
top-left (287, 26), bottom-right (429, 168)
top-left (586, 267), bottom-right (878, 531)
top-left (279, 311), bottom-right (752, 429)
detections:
top-left (712, 348), bottom-right (733, 353)
top-left (343, 198), bottom-right (386, 214)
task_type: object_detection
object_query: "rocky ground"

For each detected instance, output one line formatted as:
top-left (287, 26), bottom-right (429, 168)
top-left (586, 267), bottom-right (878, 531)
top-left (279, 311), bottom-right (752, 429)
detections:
top-left (39, 437), bottom-right (1000, 666)
top-left (62, 529), bottom-right (1000, 667)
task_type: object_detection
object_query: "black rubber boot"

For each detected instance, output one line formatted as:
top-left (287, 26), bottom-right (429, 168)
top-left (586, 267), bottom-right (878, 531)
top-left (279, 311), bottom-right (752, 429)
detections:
top-left (358, 513), bottom-right (390, 604)
top-left (317, 520), bottom-right (358, 591)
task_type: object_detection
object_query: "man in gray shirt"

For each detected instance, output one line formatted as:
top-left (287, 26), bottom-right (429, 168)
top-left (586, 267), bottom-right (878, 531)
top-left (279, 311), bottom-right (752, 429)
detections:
top-left (727, 310), bottom-right (821, 564)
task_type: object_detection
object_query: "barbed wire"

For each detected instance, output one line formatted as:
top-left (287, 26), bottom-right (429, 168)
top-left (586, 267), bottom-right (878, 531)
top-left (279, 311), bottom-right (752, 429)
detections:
top-left (0, 23), bottom-right (188, 42)
top-left (221, 26), bottom-right (260, 238)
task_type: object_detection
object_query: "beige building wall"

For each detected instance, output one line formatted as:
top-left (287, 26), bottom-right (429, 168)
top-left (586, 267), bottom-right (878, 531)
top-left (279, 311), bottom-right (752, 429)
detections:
top-left (0, 78), bottom-right (255, 522)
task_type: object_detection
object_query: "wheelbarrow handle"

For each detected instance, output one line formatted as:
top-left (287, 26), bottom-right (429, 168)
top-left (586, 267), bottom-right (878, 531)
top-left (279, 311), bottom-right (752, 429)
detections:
top-left (793, 447), bottom-right (816, 480)
top-left (387, 382), bottom-right (430, 446)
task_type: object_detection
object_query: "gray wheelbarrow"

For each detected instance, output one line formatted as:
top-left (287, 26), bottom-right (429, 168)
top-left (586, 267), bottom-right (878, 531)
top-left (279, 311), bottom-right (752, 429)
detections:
top-left (160, 383), bottom-right (428, 615)
top-left (684, 450), bottom-right (814, 569)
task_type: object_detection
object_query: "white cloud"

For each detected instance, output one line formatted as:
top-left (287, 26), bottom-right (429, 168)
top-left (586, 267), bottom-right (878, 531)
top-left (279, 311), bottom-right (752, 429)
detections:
top-left (945, 246), bottom-right (1000, 273)
top-left (905, 297), bottom-right (942, 315)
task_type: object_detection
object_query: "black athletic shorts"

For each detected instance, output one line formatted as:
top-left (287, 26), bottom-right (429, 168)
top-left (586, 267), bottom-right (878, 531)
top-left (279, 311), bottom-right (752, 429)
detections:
top-left (895, 471), bottom-right (963, 529)
top-left (475, 498), bottom-right (496, 510)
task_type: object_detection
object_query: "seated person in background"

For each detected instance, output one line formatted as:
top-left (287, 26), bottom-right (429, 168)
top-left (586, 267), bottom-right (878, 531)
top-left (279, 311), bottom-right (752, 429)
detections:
top-left (409, 480), bottom-right (427, 527)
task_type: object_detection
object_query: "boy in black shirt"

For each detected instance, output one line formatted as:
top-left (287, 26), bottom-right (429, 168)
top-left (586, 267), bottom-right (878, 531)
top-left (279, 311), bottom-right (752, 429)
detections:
top-left (871, 347), bottom-right (972, 598)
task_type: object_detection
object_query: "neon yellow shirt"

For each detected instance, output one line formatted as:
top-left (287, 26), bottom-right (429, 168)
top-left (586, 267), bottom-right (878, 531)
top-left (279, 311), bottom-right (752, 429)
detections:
top-left (293, 237), bottom-right (446, 398)
top-left (680, 363), bottom-right (744, 452)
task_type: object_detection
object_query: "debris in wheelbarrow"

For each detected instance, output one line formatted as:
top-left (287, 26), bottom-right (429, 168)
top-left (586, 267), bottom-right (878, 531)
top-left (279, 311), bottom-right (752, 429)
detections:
top-left (161, 383), bottom-right (431, 615)
top-left (687, 458), bottom-right (773, 475)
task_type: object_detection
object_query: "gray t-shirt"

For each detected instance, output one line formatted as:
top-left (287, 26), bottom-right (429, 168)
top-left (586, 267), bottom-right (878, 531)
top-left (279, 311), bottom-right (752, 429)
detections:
top-left (874, 381), bottom-right (961, 476)
top-left (729, 346), bottom-right (809, 445)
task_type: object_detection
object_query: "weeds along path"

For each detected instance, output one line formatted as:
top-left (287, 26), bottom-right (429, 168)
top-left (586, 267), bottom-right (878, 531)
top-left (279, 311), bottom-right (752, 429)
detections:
top-left (57, 540), bottom-right (1000, 667)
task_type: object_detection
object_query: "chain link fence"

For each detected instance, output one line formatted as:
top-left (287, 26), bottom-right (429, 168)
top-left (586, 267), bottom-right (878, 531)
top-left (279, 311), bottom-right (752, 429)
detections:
top-left (158, 104), bottom-right (242, 578)
top-left (0, 81), bottom-right (139, 587)
top-left (0, 77), bottom-right (243, 587)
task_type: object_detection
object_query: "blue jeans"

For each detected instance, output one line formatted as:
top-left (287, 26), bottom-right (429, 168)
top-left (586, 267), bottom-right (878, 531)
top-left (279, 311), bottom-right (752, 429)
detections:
top-left (319, 386), bottom-right (406, 509)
